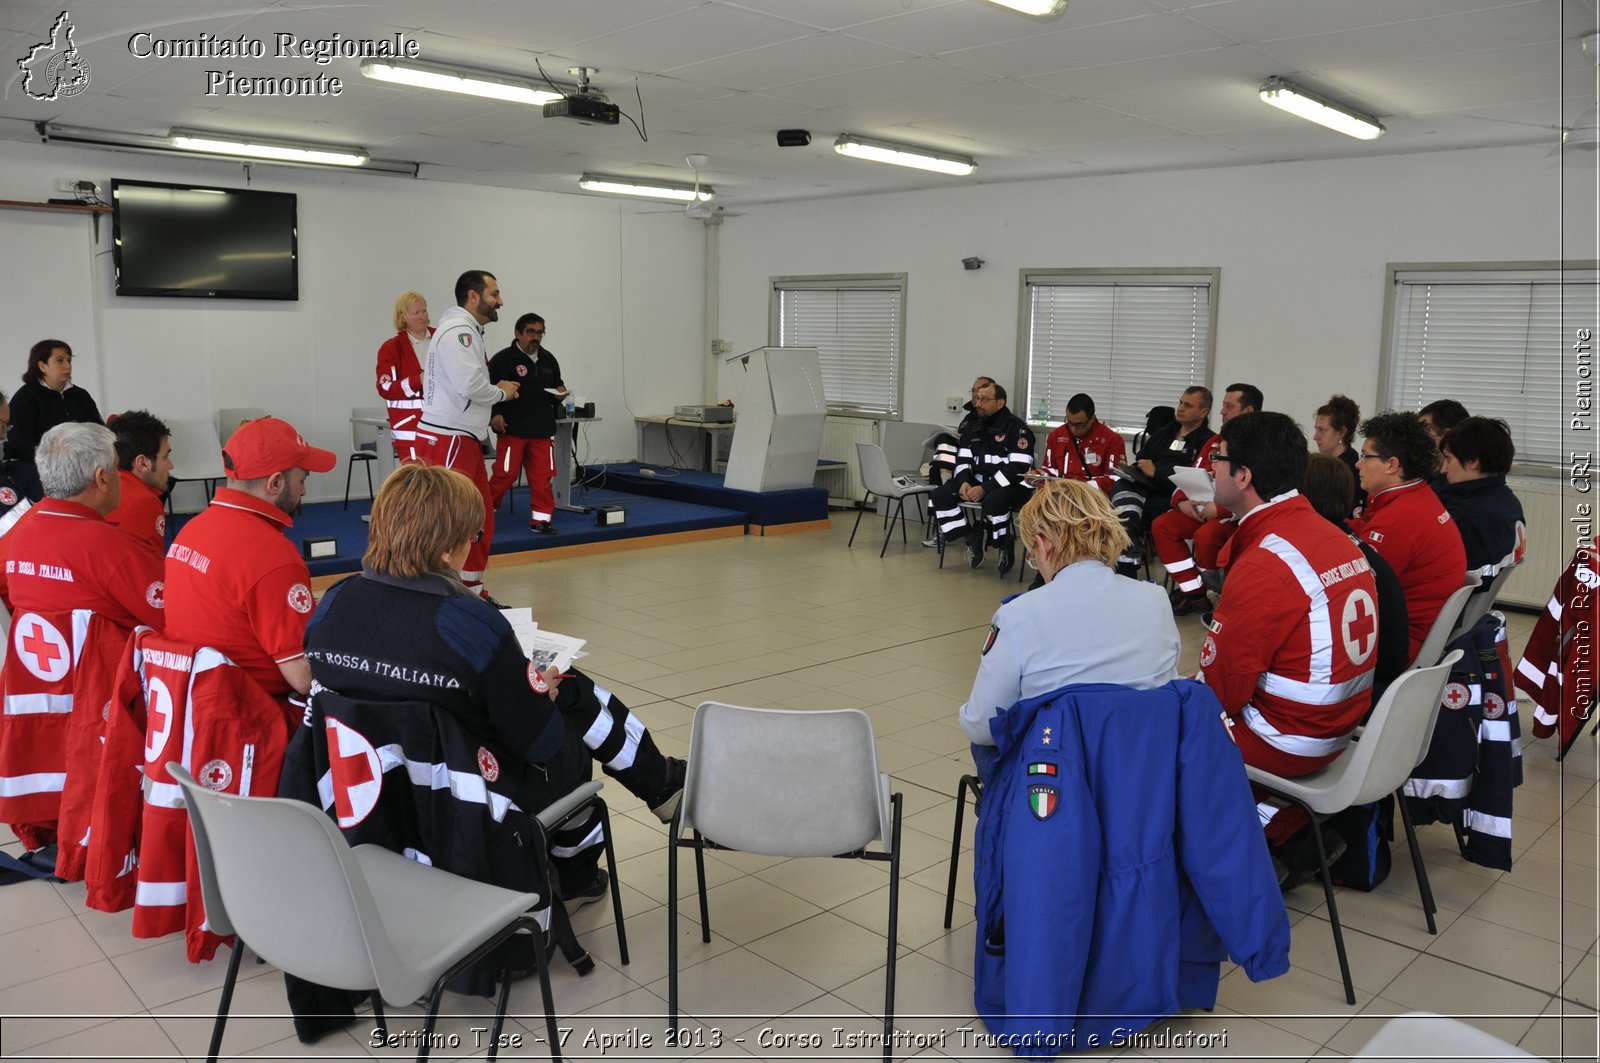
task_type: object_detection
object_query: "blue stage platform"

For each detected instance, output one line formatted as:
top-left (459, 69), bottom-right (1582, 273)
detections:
top-left (582, 462), bottom-right (831, 528)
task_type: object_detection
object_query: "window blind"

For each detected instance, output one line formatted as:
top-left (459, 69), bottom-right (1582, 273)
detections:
top-left (774, 281), bottom-right (902, 417)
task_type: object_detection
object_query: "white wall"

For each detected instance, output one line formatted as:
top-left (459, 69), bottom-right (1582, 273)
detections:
top-left (716, 144), bottom-right (1595, 434)
top-left (0, 139), bottom-right (708, 504)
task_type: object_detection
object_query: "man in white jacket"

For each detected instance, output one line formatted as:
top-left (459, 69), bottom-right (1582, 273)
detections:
top-left (416, 269), bottom-right (519, 598)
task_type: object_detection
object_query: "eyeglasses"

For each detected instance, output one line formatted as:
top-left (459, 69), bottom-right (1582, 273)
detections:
top-left (1212, 454), bottom-right (1244, 471)
top-left (1356, 451), bottom-right (1386, 462)
top-left (1065, 418), bottom-right (1091, 430)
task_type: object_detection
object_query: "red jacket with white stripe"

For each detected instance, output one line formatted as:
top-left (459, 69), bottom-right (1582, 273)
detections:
top-left (1515, 538), bottom-right (1598, 755)
top-left (374, 328), bottom-right (430, 442)
top-left (85, 630), bottom-right (290, 962)
top-left (1350, 479), bottom-right (1468, 664)
top-left (1040, 419), bottom-right (1125, 494)
top-left (1200, 492), bottom-right (1379, 760)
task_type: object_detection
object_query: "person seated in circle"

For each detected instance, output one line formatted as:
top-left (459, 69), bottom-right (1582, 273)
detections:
top-left (298, 463), bottom-right (685, 901)
top-left (959, 478), bottom-right (1181, 781)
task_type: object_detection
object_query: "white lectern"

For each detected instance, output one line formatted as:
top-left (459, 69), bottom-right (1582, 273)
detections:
top-left (723, 346), bottom-right (826, 492)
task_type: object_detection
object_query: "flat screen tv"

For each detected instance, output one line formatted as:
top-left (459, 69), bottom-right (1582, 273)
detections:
top-left (111, 179), bottom-right (298, 299)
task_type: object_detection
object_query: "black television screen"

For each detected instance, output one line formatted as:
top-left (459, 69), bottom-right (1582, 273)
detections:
top-left (112, 179), bottom-right (298, 299)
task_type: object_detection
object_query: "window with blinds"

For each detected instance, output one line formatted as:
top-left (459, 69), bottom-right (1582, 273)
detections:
top-left (1020, 270), bottom-right (1217, 431)
top-left (771, 275), bottom-right (905, 418)
top-left (1385, 268), bottom-right (1598, 471)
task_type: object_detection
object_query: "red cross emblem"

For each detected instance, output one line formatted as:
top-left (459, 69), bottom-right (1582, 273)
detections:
top-left (144, 677), bottom-right (176, 765)
top-left (0, 487), bottom-right (15, 506)
top-left (199, 758), bottom-right (234, 791)
top-left (477, 746), bottom-right (500, 782)
top-left (1200, 634), bottom-right (1218, 668)
top-left (15, 615), bottom-right (70, 681)
top-left (1341, 589), bottom-right (1377, 666)
top-left (1483, 692), bottom-right (1506, 720)
top-left (325, 718), bottom-right (382, 828)
top-left (515, 364), bottom-right (527, 377)
top-left (1442, 681), bottom-right (1472, 712)
top-left (145, 581), bottom-right (164, 609)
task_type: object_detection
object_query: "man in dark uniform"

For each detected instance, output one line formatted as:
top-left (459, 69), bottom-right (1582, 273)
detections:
top-left (1109, 386), bottom-right (1215, 577)
top-left (929, 382), bottom-right (1035, 575)
top-left (488, 313), bottom-right (568, 534)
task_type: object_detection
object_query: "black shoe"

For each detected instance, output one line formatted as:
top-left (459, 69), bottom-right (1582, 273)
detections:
top-left (1201, 568), bottom-right (1226, 595)
top-left (531, 520), bottom-right (558, 535)
top-left (1172, 593), bottom-right (1211, 617)
top-left (997, 543), bottom-right (1015, 577)
top-left (967, 533), bottom-right (985, 569)
top-left (559, 868), bottom-right (610, 913)
top-left (650, 757), bottom-right (687, 824)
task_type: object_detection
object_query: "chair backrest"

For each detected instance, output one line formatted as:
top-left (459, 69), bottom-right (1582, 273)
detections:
top-left (163, 418), bottom-right (227, 482)
top-left (1354, 1010), bottom-right (1537, 1061)
top-left (351, 407), bottom-right (387, 453)
top-left (879, 420), bottom-right (944, 472)
top-left (681, 701), bottom-right (892, 858)
top-left (214, 407), bottom-right (271, 450)
top-left (1409, 578), bottom-right (1478, 669)
top-left (1330, 651), bottom-right (1462, 808)
top-left (854, 442), bottom-right (896, 498)
top-left (168, 762), bottom-right (399, 993)
top-left (1450, 561), bottom-right (1518, 643)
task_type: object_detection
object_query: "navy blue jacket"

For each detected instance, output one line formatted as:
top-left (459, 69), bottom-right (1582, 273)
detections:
top-left (973, 680), bottom-right (1290, 1058)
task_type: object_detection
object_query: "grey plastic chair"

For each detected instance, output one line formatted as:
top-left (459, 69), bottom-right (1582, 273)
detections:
top-left (1409, 578), bottom-right (1478, 669)
top-left (168, 764), bottom-right (560, 1063)
top-left (214, 407), bottom-right (271, 449)
top-left (667, 702), bottom-right (902, 1063)
top-left (1353, 1010), bottom-right (1538, 1060)
top-left (345, 405), bottom-right (386, 509)
top-left (850, 442), bottom-right (934, 557)
top-left (1245, 651), bottom-right (1461, 1006)
top-left (1450, 558), bottom-right (1519, 643)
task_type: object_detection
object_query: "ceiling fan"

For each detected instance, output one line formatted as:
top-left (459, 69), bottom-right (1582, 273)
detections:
top-left (640, 154), bottom-right (744, 219)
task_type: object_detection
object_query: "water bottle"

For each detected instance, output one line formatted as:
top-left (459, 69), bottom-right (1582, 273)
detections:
top-left (1036, 396), bottom-right (1049, 425)
top-left (564, 394), bottom-right (575, 417)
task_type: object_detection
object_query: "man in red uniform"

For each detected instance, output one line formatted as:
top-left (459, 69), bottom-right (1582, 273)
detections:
top-left (1350, 411), bottom-right (1468, 664)
top-left (1034, 392), bottom-right (1125, 494)
top-left (0, 422), bottom-right (165, 627)
top-left (415, 270), bottom-right (520, 598)
top-left (1199, 413), bottom-right (1379, 778)
top-left (1153, 383), bottom-right (1262, 615)
top-left (163, 417), bottom-right (336, 704)
top-left (106, 410), bottom-right (172, 552)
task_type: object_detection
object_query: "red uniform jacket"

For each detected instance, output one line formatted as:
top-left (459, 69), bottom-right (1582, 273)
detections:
top-left (1515, 539), bottom-right (1598, 755)
top-left (1202, 492), bottom-right (1379, 760)
top-left (375, 328), bottom-right (431, 443)
top-left (1040, 420), bottom-right (1126, 494)
top-left (85, 630), bottom-right (290, 962)
top-left (1351, 480), bottom-right (1468, 663)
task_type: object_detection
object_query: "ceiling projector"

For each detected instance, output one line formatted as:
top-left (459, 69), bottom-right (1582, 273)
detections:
top-left (543, 95), bottom-right (619, 125)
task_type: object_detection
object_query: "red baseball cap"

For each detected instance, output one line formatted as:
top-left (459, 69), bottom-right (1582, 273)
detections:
top-left (222, 417), bottom-right (337, 479)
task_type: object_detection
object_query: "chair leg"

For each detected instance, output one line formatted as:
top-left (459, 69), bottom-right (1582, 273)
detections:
top-left (416, 982), bottom-right (447, 1062)
top-left (370, 994), bottom-right (387, 1041)
top-left (693, 829), bottom-right (711, 943)
top-left (667, 823), bottom-right (680, 1027)
top-left (849, 494), bottom-right (870, 548)
top-left (487, 967), bottom-right (514, 1063)
top-left (880, 498), bottom-right (904, 558)
top-left (364, 459), bottom-right (374, 500)
top-left (205, 938), bottom-right (245, 1063)
top-left (1394, 790), bottom-right (1438, 933)
top-left (883, 792), bottom-right (903, 1063)
top-left (1306, 813), bottom-right (1356, 1005)
top-left (595, 799), bottom-right (629, 965)
top-left (342, 461), bottom-right (355, 510)
top-left (943, 775), bottom-right (979, 929)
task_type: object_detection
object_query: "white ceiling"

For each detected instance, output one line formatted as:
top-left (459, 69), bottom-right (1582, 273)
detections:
top-left (1, 0), bottom-right (1595, 207)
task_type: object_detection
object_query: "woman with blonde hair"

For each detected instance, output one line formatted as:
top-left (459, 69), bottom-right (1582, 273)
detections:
top-left (959, 478), bottom-right (1181, 774)
top-left (298, 464), bottom-right (684, 901)
top-left (374, 290), bottom-right (432, 462)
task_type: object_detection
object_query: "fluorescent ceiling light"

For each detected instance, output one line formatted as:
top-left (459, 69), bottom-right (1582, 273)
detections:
top-left (833, 133), bottom-right (977, 176)
top-left (170, 129), bottom-right (368, 166)
top-left (1258, 76), bottom-right (1385, 140)
top-left (360, 58), bottom-right (564, 106)
top-left (978, 0), bottom-right (1070, 18)
top-left (578, 174), bottom-right (712, 202)
top-left (36, 122), bottom-right (417, 175)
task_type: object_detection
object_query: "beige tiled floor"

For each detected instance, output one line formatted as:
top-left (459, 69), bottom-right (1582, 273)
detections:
top-left (2, 519), bottom-right (1597, 1061)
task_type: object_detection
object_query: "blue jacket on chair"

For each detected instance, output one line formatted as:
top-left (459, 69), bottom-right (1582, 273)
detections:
top-left (973, 680), bottom-right (1290, 1058)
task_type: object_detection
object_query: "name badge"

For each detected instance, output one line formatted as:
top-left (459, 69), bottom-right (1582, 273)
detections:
top-left (1169, 438), bottom-right (1186, 451)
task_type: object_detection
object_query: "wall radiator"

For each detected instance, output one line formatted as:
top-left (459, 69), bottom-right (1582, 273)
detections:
top-left (819, 416), bottom-right (878, 505)
top-left (1501, 476), bottom-right (1571, 610)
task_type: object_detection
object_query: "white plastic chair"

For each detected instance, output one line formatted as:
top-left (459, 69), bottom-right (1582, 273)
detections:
top-left (163, 417), bottom-right (228, 511)
top-left (1353, 1010), bottom-right (1537, 1060)
top-left (345, 405), bottom-right (385, 508)
top-left (168, 764), bottom-right (560, 1063)
top-left (1409, 578), bottom-right (1478, 669)
top-left (850, 442), bottom-right (934, 557)
top-left (214, 407), bottom-right (271, 449)
top-left (668, 702), bottom-right (902, 1063)
top-left (1245, 651), bottom-right (1462, 1006)
top-left (1450, 558), bottom-right (1519, 643)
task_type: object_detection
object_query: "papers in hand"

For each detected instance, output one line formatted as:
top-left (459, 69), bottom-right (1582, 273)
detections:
top-left (499, 607), bottom-right (587, 674)
top-left (544, 388), bottom-right (566, 396)
top-left (1168, 465), bottom-right (1215, 503)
